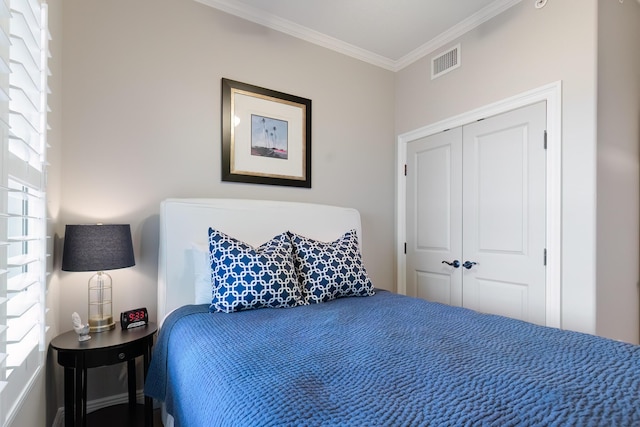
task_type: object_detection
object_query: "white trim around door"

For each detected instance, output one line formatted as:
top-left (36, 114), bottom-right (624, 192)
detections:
top-left (396, 81), bottom-right (562, 329)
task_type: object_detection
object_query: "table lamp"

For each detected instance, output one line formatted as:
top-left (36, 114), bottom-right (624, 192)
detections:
top-left (61, 224), bottom-right (135, 332)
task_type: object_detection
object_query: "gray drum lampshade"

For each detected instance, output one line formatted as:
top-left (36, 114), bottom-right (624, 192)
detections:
top-left (61, 224), bottom-right (135, 272)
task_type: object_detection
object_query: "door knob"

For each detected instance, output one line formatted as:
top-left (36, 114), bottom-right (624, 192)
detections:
top-left (441, 260), bottom-right (460, 268)
top-left (462, 261), bottom-right (477, 270)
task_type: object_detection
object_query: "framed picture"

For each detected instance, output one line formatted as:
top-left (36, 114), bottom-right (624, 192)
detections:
top-left (221, 78), bottom-right (312, 188)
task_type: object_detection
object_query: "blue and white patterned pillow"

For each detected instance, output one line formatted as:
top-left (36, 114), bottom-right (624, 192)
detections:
top-left (288, 230), bottom-right (375, 304)
top-left (208, 228), bottom-right (304, 313)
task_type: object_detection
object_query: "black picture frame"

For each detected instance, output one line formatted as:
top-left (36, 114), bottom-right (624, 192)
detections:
top-left (221, 78), bottom-right (312, 188)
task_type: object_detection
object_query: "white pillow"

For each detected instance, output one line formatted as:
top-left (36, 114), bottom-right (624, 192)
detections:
top-left (190, 242), bottom-right (213, 304)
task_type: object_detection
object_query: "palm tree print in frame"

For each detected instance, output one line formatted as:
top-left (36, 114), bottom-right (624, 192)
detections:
top-left (251, 115), bottom-right (288, 160)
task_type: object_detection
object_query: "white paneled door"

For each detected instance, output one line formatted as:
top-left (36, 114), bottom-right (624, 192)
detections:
top-left (406, 127), bottom-right (463, 307)
top-left (406, 102), bottom-right (547, 325)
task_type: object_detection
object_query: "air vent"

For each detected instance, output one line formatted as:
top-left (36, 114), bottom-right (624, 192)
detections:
top-left (431, 44), bottom-right (460, 79)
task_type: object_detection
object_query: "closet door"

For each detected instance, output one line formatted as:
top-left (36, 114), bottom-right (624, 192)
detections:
top-left (406, 101), bottom-right (547, 325)
top-left (406, 127), bottom-right (463, 306)
top-left (461, 102), bottom-right (547, 325)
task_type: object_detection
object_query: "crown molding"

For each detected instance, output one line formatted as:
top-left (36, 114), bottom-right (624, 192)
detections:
top-left (194, 0), bottom-right (396, 70)
top-left (194, 0), bottom-right (522, 72)
top-left (394, 0), bottom-right (523, 71)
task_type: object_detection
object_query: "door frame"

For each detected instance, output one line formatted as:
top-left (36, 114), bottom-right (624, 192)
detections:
top-left (396, 81), bottom-right (562, 328)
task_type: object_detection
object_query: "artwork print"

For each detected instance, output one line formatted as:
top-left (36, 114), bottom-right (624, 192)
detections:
top-left (251, 115), bottom-right (288, 160)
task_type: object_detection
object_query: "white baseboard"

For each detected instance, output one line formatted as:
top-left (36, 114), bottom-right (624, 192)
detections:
top-left (52, 390), bottom-right (146, 427)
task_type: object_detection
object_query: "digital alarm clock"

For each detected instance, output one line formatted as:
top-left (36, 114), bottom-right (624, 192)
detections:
top-left (120, 307), bottom-right (149, 330)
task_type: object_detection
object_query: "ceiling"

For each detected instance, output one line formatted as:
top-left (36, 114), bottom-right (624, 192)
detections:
top-left (194, 0), bottom-right (524, 71)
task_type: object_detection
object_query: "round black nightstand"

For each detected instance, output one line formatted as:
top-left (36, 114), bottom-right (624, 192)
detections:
top-left (51, 322), bottom-right (157, 427)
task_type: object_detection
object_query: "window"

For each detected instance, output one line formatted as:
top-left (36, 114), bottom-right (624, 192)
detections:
top-left (0, 0), bottom-right (49, 423)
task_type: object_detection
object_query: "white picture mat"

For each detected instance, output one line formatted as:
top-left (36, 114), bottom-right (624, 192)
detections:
top-left (232, 91), bottom-right (305, 180)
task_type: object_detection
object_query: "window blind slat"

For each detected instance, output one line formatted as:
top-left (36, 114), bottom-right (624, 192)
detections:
top-left (5, 184), bottom-right (42, 199)
top-left (0, 57), bottom-right (9, 76)
top-left (10, 62), bottom-right (38, 103)
top-left (7, 303), bottom-right (38, 342)
top-left (9, 132), bottom-right (41, 159)
top-left (9, 109), bottom-right (39, 134)
top-left (0, 0), bottom-right (10, 18)
top-left (7, 272), bottom-right (37, 292)
top-left (14, 0), bottom-right (40, 29)
top-left (6, 291), bottom-right (37, 318)
top-left (6, 322), bottom-right (35, 344)
top-left (9, 12), bottom-right (38, 53)
top-left (10, 86), bottom-right (38, 118)
top-left (8, 37), bottom-right (37, 80)
top-left (0, 22), bottom-right (8, 44)
top-left (8, 110), bottom-right (39, 134)
top-left (6, 328), bottom-right (38, 368)
top-left (8, 248), bottom-right (42, 267)
top-left (8, 137), bottom-right (36, 164)
top-left (7, 254), bottom-right (38, 267)
top-left (8, 234), bottom-right (42, 241)
top-left (7, 151), bottom-right (43, 187)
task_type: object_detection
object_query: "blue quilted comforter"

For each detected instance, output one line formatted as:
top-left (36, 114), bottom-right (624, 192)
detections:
top-left (145, 291), bottom-right (640, 426)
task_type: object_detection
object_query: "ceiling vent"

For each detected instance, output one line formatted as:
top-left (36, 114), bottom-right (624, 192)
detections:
top-left (431, 44), bottom-right (460, 79)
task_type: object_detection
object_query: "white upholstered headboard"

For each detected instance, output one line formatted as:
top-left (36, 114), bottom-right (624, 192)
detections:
top-left (157, 198), bottom-right (362, 323)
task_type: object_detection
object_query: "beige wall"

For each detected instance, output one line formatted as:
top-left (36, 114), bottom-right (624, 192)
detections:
top-left (596, 0), bottom-right (640, 341)
top-left (58, 0), bottom-right (396, 338)
top-left (46, 0), bottom-right (395, 420)
top-left (396, 0), bottom-right (604, 336)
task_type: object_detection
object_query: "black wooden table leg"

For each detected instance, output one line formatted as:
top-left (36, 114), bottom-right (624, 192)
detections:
top-left (127, 358), bottom-right (137, 425)
top-left (144, 342), bottom-right (153, 426)
top-left (64, 366), bottom-right (74, 427)
top-left (127, 359), bottom-right (136, 409)
top-left (74, 358), bottom-right (83, 427)
top-left (82, 366), bottom-right (87, 427)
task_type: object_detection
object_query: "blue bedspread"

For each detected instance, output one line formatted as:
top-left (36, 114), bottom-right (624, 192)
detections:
top-left (145, 291), bottom-right (640, 426)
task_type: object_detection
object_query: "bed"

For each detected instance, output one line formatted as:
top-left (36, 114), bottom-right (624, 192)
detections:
top-left (145, 198), bottom-right (640, 427)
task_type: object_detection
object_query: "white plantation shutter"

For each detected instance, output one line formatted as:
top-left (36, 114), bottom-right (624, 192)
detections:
top-left (0, 0), bottom-right (49, 424)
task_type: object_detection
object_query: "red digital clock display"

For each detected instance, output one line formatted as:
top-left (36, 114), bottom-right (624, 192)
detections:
top-left (128, 310), bottom-right (146, 321)
top-left (120, 307), bottom-right (149, 330)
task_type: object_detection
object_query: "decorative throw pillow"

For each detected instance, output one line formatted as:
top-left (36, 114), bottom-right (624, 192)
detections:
top-left (208, 228), bottom-right (304, 313)
top-left (288, 230), bottom-right (375, 304)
